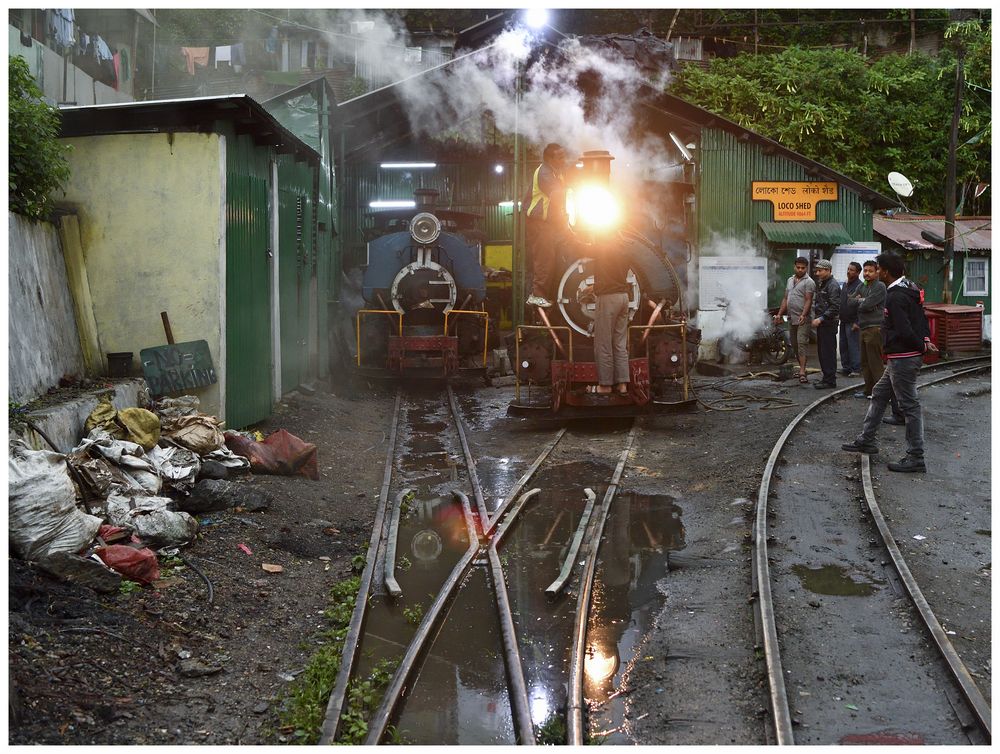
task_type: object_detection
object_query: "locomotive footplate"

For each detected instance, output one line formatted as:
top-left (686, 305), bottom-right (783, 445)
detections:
top-left (554, 358), bottom-right (652, 407)
top-left (388, 335), bottom-right (459, 375)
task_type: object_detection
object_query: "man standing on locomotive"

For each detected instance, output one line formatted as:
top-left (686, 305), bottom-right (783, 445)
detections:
top-left (525, 143), bottom-right (570, 308)
top-left (810, 259), bottom-right (841, 389)
top-left (589, 232), bottom-right (632, 395)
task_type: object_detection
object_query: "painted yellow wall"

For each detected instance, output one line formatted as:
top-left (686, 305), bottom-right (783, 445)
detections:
top-left (60, 132), bottom-right (226, 418)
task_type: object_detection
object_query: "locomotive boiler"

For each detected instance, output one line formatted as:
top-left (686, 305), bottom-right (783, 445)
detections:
top-left (356, 189), bottom-right (489, 377)
top-left (510, 150), bottom-right (701, 416)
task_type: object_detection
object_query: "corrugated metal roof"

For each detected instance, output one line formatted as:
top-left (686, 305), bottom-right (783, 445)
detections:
top-left (759, 221), bottom-right (854, 245)
top-left (59, 95), bottom-right (320, 165)
top-left (874, 215), bottom-right (991, 253)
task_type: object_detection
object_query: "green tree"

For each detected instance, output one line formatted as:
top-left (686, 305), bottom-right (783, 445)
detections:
top-left (668, 43), bottom-right (990, 214)
top-left (8, 55), bottom-right (71, 222)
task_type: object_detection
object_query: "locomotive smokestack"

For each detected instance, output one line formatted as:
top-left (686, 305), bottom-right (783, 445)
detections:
top-left (414, 188), bottom-right (439, 210)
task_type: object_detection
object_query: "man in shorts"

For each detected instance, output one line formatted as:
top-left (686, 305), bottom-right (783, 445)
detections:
top-left (774, 256), bottom-right (815, 384)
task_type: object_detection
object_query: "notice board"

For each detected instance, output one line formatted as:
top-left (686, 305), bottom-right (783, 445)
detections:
top-left (140, 339), bottom-right (217, 396)
top-left (699, 257), bottom-right (769, 310)
top-left (830, 243), bottom-right (882, 281)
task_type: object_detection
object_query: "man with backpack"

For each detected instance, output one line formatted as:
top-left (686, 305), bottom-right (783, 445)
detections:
top-left (842, 253), bottom-right (938, 472)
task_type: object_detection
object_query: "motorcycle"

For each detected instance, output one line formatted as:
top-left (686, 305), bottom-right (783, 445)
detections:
top-left (716, 297), bottom-right (790, 365)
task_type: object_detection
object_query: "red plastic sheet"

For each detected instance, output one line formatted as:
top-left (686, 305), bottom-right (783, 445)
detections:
top-left (94, 545), bottom-right (160, 584)
top-left (224, 429), bottom-right (319, 480)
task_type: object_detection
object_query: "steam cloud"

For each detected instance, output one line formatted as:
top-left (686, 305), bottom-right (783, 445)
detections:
top-left (343, 12), bottom-right (680, 196)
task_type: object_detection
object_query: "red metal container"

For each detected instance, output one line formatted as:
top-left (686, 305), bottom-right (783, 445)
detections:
top-left (923, 304), bottom-right (984, 355)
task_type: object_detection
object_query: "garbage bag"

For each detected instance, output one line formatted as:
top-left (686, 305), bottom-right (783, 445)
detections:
top-left (147, 445), bottom-right (200, 490)
top-left (155, 395), bottom-right (201, 420)
top-left (9, 442), bottom-right (103, 563)
top-left (76, 431), bottom-right (161, 495)
top-left (94, 545), bottom-right (160, 584)
top-left (105, 493), bottom-right (199, 548)
top-left (224, 428), bottom-right (319, 480)
top-left (162, 414), bottom-right (225, 455)
top-left (84, 395), bottom-right (125, 439)
top-left (117, 407), bottom-right (161, 450)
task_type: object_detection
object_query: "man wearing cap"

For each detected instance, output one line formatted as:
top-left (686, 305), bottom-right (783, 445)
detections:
top-left (524, 143), bottom-right (570, 308)
top-left (810, 259), bottom-right (841, 388)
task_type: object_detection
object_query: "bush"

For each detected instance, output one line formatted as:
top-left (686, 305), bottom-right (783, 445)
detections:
top-left (9, 55), bottom-right (71, 221)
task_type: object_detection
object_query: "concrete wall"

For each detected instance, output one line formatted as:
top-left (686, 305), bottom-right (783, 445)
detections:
top-left (9, 25), bottom-right (133, 105)
top-left (8, 213), bottom-right (86, 404)
top-left (59, 132), bottom-right (228, 418)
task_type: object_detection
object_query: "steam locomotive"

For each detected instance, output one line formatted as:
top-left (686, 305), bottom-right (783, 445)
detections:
top-left (509, 150), bottom-right (701, 417)
top-left (355, 188), bottom-right (489, 377)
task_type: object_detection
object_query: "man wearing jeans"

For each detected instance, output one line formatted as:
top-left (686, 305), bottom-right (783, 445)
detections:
top-left (838, 261), bottom-right (862, 376)
top-left (842, 253), bottom-right (938, 472)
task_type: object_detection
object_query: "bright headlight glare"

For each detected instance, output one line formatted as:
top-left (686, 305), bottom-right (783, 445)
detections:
top-left (568, 185), bottom-right (620, 229)
top-left (410, 212), bottom-right (441, 244)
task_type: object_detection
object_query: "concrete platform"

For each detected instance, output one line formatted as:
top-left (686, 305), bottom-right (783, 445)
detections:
top-left (13, 379), bottom-right (147, 453)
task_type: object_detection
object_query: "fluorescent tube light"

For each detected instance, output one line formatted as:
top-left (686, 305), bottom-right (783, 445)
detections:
top-left (379, 162), bottom-right (437, 169)
top-left (369, 200), bottom-right (416, 209)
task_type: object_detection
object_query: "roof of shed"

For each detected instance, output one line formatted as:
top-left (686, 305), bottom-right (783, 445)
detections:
top-left (759, 221), bottom-right (854, 246)
top-left (58, 95), bottom-right (320, 165)
top-left (874, 214), bottom-right (991, 253)
top-left (331, 41), bottom-right (896, 208)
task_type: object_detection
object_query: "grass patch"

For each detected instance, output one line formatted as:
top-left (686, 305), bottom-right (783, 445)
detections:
top-left (277, 573), bottom-right (402, 745)
top-left (537, 713), bottom-right (565, 745)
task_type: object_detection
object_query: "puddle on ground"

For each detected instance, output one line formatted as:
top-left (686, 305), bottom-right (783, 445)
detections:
top-left (585, 494), bottom-right (686, 743)
top-left (352, 494), bottom-right (471, 703)
top-left (392, 568), bottom-right (514, 744)
top-left (791, 564), bottom-right (878, 596)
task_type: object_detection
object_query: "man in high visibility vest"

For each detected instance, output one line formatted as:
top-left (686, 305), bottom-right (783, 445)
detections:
top-left (525, 142), bottom-right (570, 308)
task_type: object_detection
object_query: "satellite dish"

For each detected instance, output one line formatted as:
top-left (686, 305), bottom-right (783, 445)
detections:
top-left (888, 171), bottom-right (914, 198)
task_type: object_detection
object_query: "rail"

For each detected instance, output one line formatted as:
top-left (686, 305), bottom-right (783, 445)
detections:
top-left (753, 355), bottom-right (992, 745)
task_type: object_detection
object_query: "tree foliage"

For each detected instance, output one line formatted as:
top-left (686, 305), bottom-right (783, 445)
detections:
top-left (8, 55), bottom-right (71, 222)
top-left (668, 27), bottom-right (991, 215)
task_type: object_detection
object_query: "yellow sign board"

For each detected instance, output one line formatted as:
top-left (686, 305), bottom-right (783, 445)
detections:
top-left (752, 181), bottom-right (838, 221)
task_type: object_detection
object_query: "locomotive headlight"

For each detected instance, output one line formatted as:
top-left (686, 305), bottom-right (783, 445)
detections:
top-left (410, 212), bottom-right (441, 245)
top-left (566, 185), bottom-right (620, 230)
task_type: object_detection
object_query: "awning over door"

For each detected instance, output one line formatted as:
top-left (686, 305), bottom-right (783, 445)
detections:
top-left (759, 221), bottom-right (854, 246)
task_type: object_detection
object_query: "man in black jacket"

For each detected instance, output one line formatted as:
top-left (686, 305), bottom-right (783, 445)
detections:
top-left (810, 259), bottom-right (841, 388)
top-left (842, 253), bottom-right (938, 472)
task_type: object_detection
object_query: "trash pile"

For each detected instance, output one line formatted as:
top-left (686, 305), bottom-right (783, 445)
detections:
top-left (9, 394), bottom-right (318, 593)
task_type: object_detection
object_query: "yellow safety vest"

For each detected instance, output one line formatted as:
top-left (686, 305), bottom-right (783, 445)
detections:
top-left (527, 164), bottom-right (562, 221)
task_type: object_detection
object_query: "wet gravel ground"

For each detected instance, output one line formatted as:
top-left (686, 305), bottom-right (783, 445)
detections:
top-left (9, 365), bottom-right (990, 745)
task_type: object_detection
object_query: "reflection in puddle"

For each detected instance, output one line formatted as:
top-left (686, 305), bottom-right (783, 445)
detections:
top-left (791, 564), bottom-right (878, 596)
top-left (585, 494), bottom-right (685, 743)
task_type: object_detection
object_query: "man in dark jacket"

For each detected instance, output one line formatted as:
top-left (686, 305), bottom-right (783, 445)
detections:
top-left (525, 143), bottom-right (570, 308)
top-left (838, 261), bottom-right (862, 375)
top-left (853, 260), bottom-right (905, 422)
top-left (810, 259), bottom-right (841, 388)
top-left (842, 253), bottom-right (938, 472)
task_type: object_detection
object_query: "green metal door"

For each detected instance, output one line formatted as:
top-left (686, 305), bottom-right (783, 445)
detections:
top-left (225, 133), bottom-right (273, 429)
top-left (277, 155), bottom-right (313, 392)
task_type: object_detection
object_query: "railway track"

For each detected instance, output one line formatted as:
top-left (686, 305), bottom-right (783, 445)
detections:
top-left (319, 384), bottom-right (648, 744)
top-left (753, 356), bottom-right (992, 744)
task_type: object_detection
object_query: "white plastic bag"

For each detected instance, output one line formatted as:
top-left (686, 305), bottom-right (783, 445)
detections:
top-left (147, 445), bottom-right (201, 489)
top-left (105, 493), bottom-right (199, 547)
top-left (9, 442), bottom-right (103, 562)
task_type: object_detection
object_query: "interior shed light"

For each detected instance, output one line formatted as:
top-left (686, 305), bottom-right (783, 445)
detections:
top-left (379, 162), bottom-right (437, 169)
top-left (494, 164), bottom-right (504, 174)
top-left (370, 200), bottom-right (416, 209)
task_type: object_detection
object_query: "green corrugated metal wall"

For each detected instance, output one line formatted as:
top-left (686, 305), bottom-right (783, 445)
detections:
top-left (698, 129), bottom-right (876, 307)
top-left (224, 129), bottom-right (274, 430)
top-left (895, 249), bottom-right (990, 314)
top-left (277, 155), bottom-right (315, 391)
top-left (341, 160), bottom-right (522, 268)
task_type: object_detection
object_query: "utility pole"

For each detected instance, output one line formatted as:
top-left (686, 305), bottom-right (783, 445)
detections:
top-left (943, 43), bottom-right (964, 304)
top-left (753, 10), bottom-right (759, 55)
top-left (909, 9), bottom-right (916, 55)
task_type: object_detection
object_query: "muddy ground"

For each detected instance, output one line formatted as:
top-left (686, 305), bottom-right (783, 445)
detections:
top-left (8, 366), bottom-right (990, 744)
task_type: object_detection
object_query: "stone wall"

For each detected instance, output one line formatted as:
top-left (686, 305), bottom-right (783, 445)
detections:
top-left (8, 212), bottom-right (86, 404)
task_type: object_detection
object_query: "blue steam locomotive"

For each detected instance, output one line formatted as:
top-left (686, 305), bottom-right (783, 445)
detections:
top-left (356, 189), bottom-right (489, 377)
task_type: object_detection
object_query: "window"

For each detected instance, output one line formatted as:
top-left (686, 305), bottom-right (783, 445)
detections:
top-left (964, 258), bottom-right (988, 296)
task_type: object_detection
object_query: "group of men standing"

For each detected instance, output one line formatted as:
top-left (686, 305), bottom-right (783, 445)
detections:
top-left (777, 253), bottom-right (937, 472)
